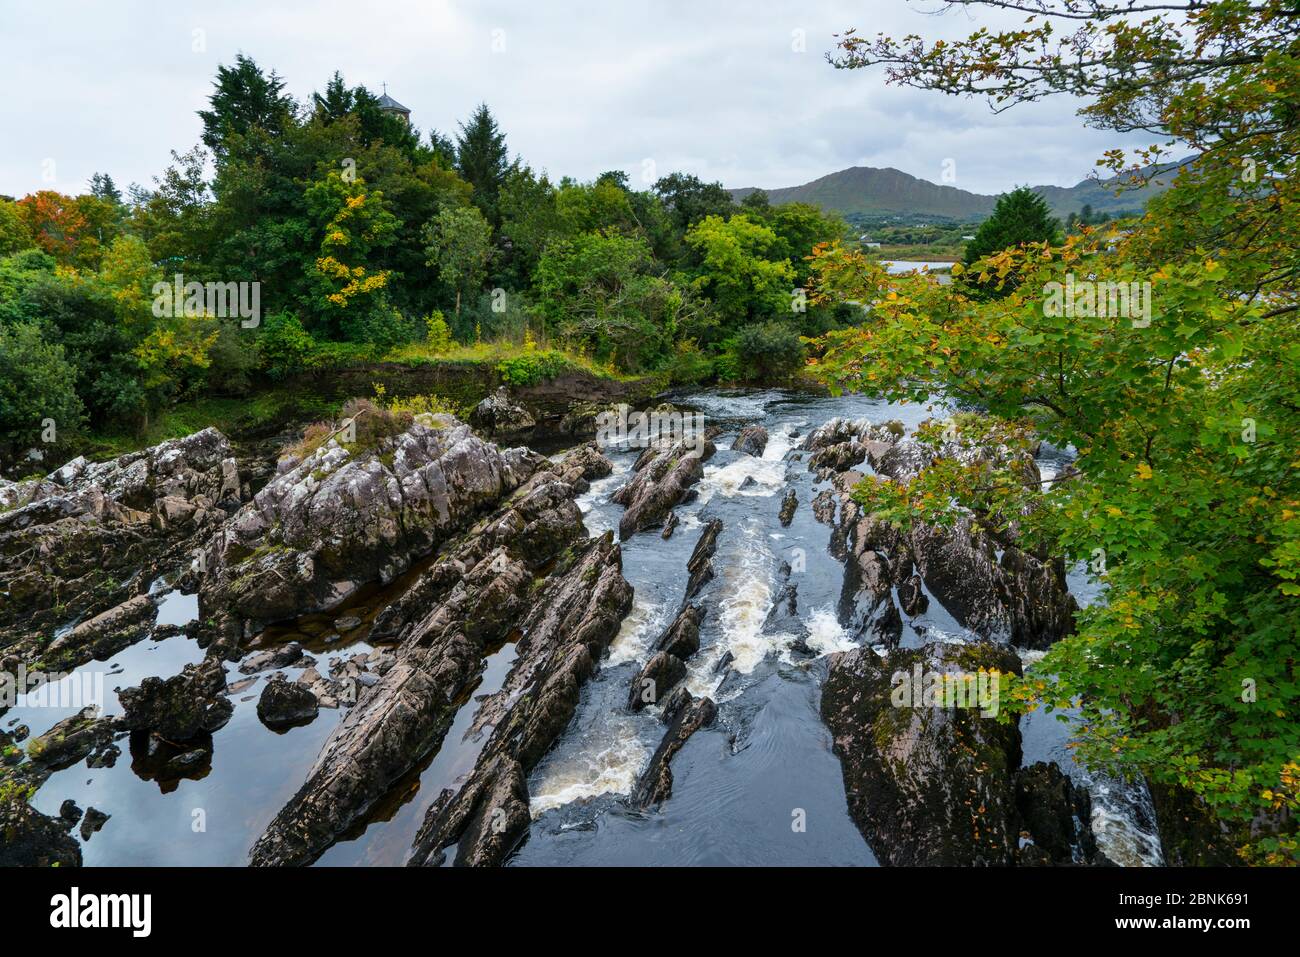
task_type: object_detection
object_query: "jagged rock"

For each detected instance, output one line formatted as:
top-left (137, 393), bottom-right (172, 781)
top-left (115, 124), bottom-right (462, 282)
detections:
top-left (0, 427), bottom-right (243, 649)
top-left (632, 692), bottom-right (717, 807)
top-left (238, 641), bottom-right (305, 675)
top-left (257, 674), bottom-right (319, 729)
top-left (661, 511), bottom-right (679, 539)
top-left (58, 799), bottom-right (83, 827)
top-left (733, 426), bottom-right (769, 457)
top-left (470, 387), bottom-right (536, 435)
top-left (822, 641), bottom-right (1023, 866)
top-left (558, 401), bottom-right (618, 436)
top-left (79, 806), bottom-right (110, 840)
top-left (25, 707), bottom-right (114, 771)
top-left (248, 458), bottom-right (632, 866)
top-left (0, 798), bottom-right (81, 866)
top-left (898, 573), bottom-right (929, 617)
top-left (812, 489), bottom-right (838, 525)
top-left (653, 604), bottom-right (703, 660)
top-left (611, 438), bottom-right (715, 539)
top-left (406, 531), bottom-right (633, 867)
top-left (118, 656), bottom-right (232, 741)
top-left (198, 417), bottom-right (539, 641)
top-left (684, 519), bottom-right (722, 601)
top-left (779, 488), bottom-right (798, 526)
top-left (629, 651), bottom-right (687, 712)
top-left (45, 595), bottom-right (158, 666)
top-left (1015, 761), bottom-right (1110, 866)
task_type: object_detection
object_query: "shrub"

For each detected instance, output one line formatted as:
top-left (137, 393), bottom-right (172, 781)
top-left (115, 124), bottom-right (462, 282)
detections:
top-left (496, 349), bottom-right (579, 387)
top-left (423, 310), bottom-right (453, 354)
top-left (0, 322), bottom-right (85, 467)
top-left (665, 338), bottom-right (713, 385)
top-left (259, 311), bottom-right (317, 378)
top-left (727, 321), bottom-right (805, 382)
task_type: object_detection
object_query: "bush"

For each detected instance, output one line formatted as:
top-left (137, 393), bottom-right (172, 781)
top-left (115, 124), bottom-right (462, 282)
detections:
top-left (259, 311), bottom-right (317, 378)
top-left (721, 321), bottom-right (806, 382)
top-left (665, 338), bottom-right (713, 385)
top-left (423, 310), bottom-right (453, 353)
top-left (496, 349), bottom-right (580, 387)
top-left (0, 322), bottom-right (85, 467)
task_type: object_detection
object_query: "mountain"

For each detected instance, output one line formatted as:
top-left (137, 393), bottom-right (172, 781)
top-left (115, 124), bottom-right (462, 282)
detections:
top-left (730, 162), bottom-right (1183, 223)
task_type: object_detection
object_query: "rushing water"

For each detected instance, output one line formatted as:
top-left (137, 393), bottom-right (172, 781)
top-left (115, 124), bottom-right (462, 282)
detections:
top-left (12, 387), bottom-right (1162, 866)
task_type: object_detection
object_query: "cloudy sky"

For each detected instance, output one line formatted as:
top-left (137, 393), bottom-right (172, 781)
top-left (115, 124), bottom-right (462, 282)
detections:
top-left (0, 0), bottom-right (1153, 200)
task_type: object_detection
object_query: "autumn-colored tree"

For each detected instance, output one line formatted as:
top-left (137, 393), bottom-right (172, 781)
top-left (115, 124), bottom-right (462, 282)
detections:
top-left (16, 191), bottom-right (89, 264)
top-left (814, 0), bottom-right (1300, 863)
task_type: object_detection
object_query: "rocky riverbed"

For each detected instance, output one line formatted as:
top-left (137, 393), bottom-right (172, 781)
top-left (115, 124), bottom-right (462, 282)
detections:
top-left (0, 388), bottom-right (1163, 867)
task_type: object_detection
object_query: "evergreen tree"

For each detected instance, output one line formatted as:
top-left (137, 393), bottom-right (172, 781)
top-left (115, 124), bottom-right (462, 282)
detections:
top-left (454, 103), bottom-right (511, 226)
top-left (88, 173), bottom-right (122, 204)
top-left (198, 54), bottom-right (296, 159)
top-left (962, 186), bottom-right (1060, 296)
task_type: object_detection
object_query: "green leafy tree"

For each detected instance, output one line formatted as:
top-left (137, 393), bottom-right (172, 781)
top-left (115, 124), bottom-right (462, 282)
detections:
top-left (962, 187), bottom-right (1060, 297)
top-left (820, 0), bottom-right (1300, 864)
top-left (198, 54), bottom-right (297, 160)
top-left (0, 201), bottom-right (34, 257)
top-left (0, 323), bottom-right (84, 468)
top-left (423, 204), bottom-right (492, 316)
top-left (685, 213), bottom-right (795, 333)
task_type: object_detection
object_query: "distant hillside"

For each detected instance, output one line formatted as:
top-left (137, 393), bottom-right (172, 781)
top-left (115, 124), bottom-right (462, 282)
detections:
top-left (730, 162), bottom-right (1184, 223)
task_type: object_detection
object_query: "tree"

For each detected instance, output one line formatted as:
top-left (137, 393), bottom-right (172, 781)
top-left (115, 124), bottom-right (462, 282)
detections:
top-left (455, 104), bottom-right (511, 227)
top-left (423, 204), bottom-right (492, 316)
top-left (962, 186), bottom-right (1060, 296)
top-left (304, 172), bottom-right (398, 341)
top-left (685, 213), bottom-right (794, 333)
top-left (0, 202), bottom-right (34, 257)
top-left (653, 172), bottom-right (735, 232)
top-left (16, 191), bottom-right (88, 264)
top-left (0, 323), bottom-right (84, 468)
top-left (198, 54), bottom-right (296, 160)
top-left (818, 0), bottom-right (1300, 863)
top-left (88, 173), bottom-right (122, 204)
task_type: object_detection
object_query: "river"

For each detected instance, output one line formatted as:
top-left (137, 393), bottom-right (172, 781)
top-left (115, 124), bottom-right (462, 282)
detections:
top-left (13, 387), bottom-right (1162, 866)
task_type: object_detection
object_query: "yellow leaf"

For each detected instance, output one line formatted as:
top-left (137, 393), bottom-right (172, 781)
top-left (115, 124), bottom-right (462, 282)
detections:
top-left (1136, 463), bottom-right (1153, 480)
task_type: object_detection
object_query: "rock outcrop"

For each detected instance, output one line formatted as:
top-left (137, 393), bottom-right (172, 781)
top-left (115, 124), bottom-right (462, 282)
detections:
top-left (0, 427), bottom-right (243, 651)
top-left (197, 416), bottom-right (540, 645)
top-left (810, 419), bottom-right (1076, 651)
top-left (469, 387), bottom-right (536, 436)
top-left (611, 438), bottom-right (715, 539)
top-left (0, 798), bottom-right (82, 867)
top-left (118, 656), bottom-right (232, 742)
top-left (822, 640), bottom-right (1109, 866)
top-left (249, 449), bottom-right (632, 867)
top-left (732, 425), bottom-right (768, 457)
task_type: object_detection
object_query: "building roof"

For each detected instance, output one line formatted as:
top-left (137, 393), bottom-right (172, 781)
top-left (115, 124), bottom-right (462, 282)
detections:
top-left (376, 92), bottom-right (410, 113)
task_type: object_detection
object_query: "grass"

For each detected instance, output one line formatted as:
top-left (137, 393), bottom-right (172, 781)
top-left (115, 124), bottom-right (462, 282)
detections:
top-left (383, 340), bottom-right (637, 382)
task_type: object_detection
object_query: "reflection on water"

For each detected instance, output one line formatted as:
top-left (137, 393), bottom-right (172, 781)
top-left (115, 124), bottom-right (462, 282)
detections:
top-left (18, 387), bottom-right (1159, 867)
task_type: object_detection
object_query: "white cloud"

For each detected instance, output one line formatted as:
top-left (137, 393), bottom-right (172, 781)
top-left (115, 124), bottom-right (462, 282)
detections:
top-left (0, 0), bottom-right (1154, 199)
